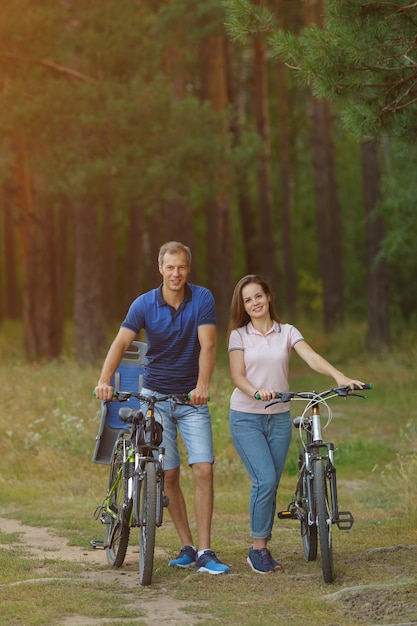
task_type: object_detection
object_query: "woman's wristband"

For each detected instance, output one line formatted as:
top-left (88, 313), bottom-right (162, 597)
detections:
top-left (254, 390), bottom-right (259, 399)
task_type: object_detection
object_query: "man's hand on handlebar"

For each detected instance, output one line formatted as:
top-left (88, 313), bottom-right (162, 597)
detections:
top-left (94, 383), bottom-right (115, 402)
top-left (188, 386), bottom-right (210, 405)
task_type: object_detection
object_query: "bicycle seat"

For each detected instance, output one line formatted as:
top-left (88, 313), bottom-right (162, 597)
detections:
top-left (92, 341), bottom-right (147, 464)
top-left (293, 417), bottom-right (309, 429)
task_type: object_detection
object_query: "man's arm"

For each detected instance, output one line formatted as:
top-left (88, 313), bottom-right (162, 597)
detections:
top-left (94, 327), bottom-right (137, 400)
top-left (189, 324), bottom-right (216, 405)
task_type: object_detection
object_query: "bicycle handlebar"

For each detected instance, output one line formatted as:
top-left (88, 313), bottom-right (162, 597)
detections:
top-left (93, 390), bottom-right (209, 403)
top-left (109, 390), bottom-right (190, 404)
top-left (255, 383), bottom-right (372, 406)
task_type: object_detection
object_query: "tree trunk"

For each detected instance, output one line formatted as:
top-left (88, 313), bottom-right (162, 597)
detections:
top-left (226, 43), bottom-right (258, 275)
top-left (101, 195), bottom-right (117, 323)
top-left (200, 33), bottom-right (233, 331)
top-left (73, 200), bottom-right (106, 363)
top-left (253, 0), bottom-right (278, 289)
top-left (12, 135), bottom-right (39, 359)
top-left (305, 0), bottom-right (345, 330)
top-left (276, 57), bottom-right (297, 317)
top-left (124, 203), bottom-right (146, 311)
top-left (2, 182), bottom-right (21, 319)
top-left (37, 200), bottom-right (62, 358)
top-left (361, 140), bottom-right (390, 351)
top-left (163, 201), bottom-right (196, 281)
top-left (54, 199), bottom-right (69, 355)
top-left (148, 210), bottom-right (164, 289)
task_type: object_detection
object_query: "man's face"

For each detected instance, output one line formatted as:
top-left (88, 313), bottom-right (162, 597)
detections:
top-left (159, 251), bottom-right (190, 293)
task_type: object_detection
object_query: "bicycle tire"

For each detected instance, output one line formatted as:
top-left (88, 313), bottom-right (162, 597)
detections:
top-left (313, 458), bottom-right (334, 583)
top-left (297, 452), bottom-right (318, 562)
top-left (106, 445), bottom-right (131, 567)
top-left (137, 461), bottom-right (157, 586)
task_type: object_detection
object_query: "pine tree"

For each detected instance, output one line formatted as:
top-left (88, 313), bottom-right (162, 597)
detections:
top-left (268, 0), bottom-right (417, 141)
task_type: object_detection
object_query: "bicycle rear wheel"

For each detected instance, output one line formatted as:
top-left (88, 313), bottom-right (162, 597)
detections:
top-left (137, 461), bottom-right (157, 586)
top-left (313, 458), bottom-right (334, 583)
top-left (106, 445), bottom-right (131, 567)
top-left (297, 452), bottom-right (317, 561)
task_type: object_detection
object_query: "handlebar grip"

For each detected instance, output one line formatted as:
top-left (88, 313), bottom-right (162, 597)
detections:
top-left (255, 392), bottom-right (281, 400)
top-left (93, 390), bottom-right (119, 398)
top-left (187, 393), bottom-right (210, 401)
top-left (353, 383), bottom-right (372, 390)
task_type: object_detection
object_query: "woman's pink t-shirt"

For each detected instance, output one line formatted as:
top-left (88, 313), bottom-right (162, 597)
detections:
top-left (228, 321), bottom-right (304, 414)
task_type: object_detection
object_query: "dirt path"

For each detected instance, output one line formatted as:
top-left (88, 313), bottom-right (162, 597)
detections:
top-left (2, 511), bottom-right (417, 625)
top-left (0, 512), bottom-right (204, 625)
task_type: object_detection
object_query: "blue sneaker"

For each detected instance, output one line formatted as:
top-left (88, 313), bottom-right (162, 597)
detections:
top-left (195, 550), bottom-right (231, 575)
top-left (247, 548), bottom-right (275, 574)
top-left (269, 553), bottom-right (282, 571)
top-left (168, 545), bottom-right (197, 569)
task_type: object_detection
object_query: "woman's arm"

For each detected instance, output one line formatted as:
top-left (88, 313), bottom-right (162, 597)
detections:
top-left (229, 349), bottom-right (275, 400)
top-left (294, 340), bottom-right (364, 388)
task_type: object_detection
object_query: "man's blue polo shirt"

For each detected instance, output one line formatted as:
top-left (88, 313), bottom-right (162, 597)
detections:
top-left (121, 283), bottom-right (216, 393)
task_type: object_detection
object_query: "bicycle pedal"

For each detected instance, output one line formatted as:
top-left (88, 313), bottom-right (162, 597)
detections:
top-left (277, 509), bottom-right (297, 520)
top-left (90, 539), bottom-right (108, 550)
top-left (336, 510), bottom-right (354, 530)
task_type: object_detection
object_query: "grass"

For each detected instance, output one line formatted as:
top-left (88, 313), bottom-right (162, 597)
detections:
top-left (1, 319), bottom-right (417, 625)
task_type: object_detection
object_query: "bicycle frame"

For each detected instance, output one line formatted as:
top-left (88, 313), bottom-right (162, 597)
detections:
top-left (299, 405), bottom-right (347, 530)
top-left (92, 390), bottom-right (189, 586)
top-left (274, 384), bottom-right (371, 583)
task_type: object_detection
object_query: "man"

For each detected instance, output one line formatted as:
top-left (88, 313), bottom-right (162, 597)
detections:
top-left (95, 241), bottom-right (230, 575)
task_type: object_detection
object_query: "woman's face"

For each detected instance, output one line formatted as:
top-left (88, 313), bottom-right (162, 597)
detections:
top-left (241, 282), bottom-right (270, 319)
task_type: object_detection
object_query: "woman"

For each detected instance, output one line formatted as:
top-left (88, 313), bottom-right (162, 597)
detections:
top-left (228, 275), bottom-right (364, 574)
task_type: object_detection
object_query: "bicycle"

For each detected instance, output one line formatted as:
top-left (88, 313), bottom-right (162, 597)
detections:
top-left (91, 390), bottom-right (189, 586)
top-left (262, 383), bottom-right (372, 583)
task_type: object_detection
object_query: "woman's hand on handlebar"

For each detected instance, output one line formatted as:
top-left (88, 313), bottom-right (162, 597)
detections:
top-left (94, 383), bottom-right (115, 401)
top-left (254, 388), bottom-right (276, 401)
top-left (334, 375), bottom-right (365, 390)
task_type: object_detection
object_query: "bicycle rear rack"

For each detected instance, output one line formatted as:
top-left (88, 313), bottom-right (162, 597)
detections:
top-left (335, 510), bottom-right (354, 530)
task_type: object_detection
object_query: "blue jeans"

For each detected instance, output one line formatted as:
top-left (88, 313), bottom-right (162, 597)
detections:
top-left (229, 409), bottom-right (292, 540)
top-left (141, 388), bottom-right (214, 471)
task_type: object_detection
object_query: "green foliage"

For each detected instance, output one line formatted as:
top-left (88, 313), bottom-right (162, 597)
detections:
top-left (379, 140), bottom-right (417, 321)
top-left (2, 0), bottom-right (417, 351)
top-left (267, 1), bottom-right (417, 141)
top-left (223, 0), bottom-right (276, 43)
top-left (225, 0), bottom-right (417, 140)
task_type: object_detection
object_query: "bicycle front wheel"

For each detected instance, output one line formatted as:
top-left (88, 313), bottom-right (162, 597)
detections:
top-left (137, 461), bottom-right (157, 586)
top-left (313, 458), bottom-right (334, 583)
top-left (106, 445), bottom-right (131, 567)
top-left (298, 452), bottom-right (317, 562)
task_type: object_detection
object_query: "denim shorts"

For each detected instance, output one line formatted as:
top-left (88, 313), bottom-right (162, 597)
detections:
top-left (140, 388), bottom-right (214, 471)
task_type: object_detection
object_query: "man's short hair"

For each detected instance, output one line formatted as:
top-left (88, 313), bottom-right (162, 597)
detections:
top-left (158, 241), bottom-right (192, 266)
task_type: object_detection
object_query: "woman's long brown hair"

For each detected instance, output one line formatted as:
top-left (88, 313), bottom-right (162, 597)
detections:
top-left (228, 274), bottom-right (281, 332)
